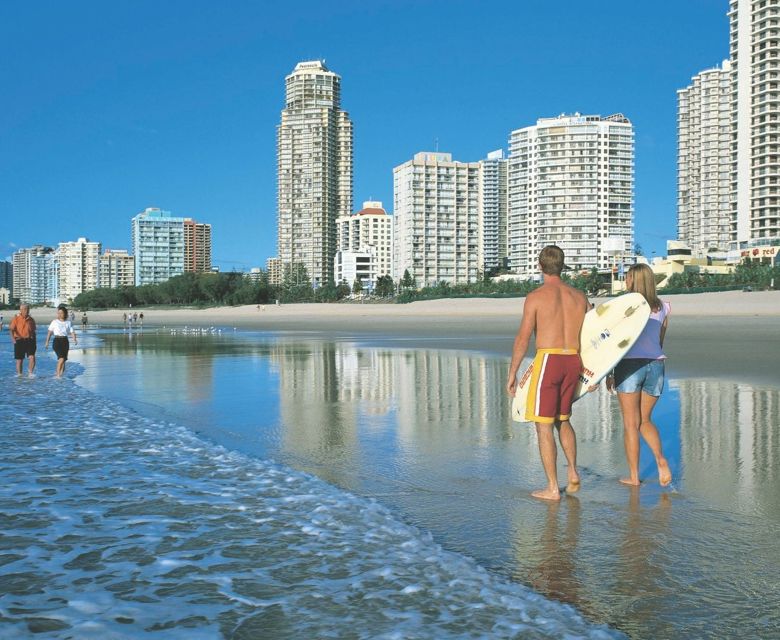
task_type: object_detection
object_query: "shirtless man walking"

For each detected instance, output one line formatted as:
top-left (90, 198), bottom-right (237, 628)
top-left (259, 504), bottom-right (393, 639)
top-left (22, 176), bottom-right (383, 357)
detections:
top-left (507, 246), bottom-right (589, 501)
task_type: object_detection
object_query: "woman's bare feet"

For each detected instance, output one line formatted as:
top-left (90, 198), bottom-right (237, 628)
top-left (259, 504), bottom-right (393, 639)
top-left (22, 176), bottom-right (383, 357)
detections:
top-left (566, 472), bottom-right (581, 493)
top-left (531, 487), bottom-right (561, 501)
top-left (657, 458), bottom-right (672, 487)
top-left (620, 477), bottom-right (641, 486)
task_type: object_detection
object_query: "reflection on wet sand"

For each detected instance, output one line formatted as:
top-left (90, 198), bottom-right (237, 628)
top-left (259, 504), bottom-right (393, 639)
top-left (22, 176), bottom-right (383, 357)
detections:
top-left (527, 497), bottom-right (582, 609)
top-left (73, 332), bottom-right (780, 640)
top-left (672, 378), bottom-right (780, 516)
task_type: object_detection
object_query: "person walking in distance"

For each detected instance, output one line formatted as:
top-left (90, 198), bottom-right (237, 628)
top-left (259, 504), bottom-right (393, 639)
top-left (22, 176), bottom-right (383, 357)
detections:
top-left (507, 246), bottom-right (589, 501)
top-left (607, 263), bottom-right (672, 487)
top-left (45, 305), bottom-right (78, 378)
top-left (10, 303), bottom-right (37, 377)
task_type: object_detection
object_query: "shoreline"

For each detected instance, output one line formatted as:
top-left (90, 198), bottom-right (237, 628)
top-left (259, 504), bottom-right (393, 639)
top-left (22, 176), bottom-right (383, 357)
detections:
top-left (23, 290), bottom-right (780, 387)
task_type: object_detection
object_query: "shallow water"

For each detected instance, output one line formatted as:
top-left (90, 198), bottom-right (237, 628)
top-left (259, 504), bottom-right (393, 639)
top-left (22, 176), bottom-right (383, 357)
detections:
top-left (0, 333), bottom-right (620, 639)
top-left (4, 328), bottom-right (780, 638)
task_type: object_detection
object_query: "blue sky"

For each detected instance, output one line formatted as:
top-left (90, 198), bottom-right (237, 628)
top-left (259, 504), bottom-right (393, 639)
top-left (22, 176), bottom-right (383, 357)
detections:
top-left (0, 0), bottom-right (728, 269)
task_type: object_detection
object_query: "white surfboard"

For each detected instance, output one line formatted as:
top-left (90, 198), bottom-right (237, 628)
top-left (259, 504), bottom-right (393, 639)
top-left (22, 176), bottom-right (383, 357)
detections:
top-left (511, 292), bottom-right (651, 422)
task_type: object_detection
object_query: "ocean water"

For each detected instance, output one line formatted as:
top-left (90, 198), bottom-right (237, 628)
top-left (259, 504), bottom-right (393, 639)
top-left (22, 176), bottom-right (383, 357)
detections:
top-left (0, 334), bottom-right (620, 639)
top-left (3, 328), bottom-right (780, 639)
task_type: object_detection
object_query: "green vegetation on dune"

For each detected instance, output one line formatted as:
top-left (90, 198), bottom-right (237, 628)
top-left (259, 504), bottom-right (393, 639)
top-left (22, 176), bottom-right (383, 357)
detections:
top-left (69, 263), bottom-right (779, 310)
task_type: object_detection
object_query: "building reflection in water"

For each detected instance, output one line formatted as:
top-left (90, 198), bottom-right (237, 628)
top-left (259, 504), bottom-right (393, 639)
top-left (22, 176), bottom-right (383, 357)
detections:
top-left (671, 378), bottom-right (780, 516)
top-left (75, 333), bottom-right (780, 640)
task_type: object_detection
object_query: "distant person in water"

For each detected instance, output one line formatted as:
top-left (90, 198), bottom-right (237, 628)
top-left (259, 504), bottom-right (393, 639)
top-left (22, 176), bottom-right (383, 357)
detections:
top-left (81, 312), bottom-right (88, 330)
top-left (45, 305), bottom-right (78, 378)
top-left (9, 303), bottom-right (37, 377)
top-left (607, 263), bottom-right (672, 487)
top-left (507, 246), bottom-right (589, 501)
top-left (139, 312), bottom-right (144, 327)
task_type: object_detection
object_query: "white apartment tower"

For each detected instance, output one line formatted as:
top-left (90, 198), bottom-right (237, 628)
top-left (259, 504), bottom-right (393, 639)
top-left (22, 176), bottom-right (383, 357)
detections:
top-left (729, 0), bottom-right (780, 247)
top-left (393, 152), bottom-right (481, 286)
top-left (99, 249), bottom-right (135, 289)
top-left (57, 237), bottom-right (101, 303)
top-left (12, 245), bottom-right (58, 305)
top-left (479, 150), bottom-right (509, 272)
top-left (677, 62), bottom-right (732, 256)
top-left (277, 60), bottom-right (353, 286)
top-left (335, 201), bottom-right (393, 287)
top-left (131, 207), bottom-right (186, 286)
top-left (508, 114), bottom-right (634, 275)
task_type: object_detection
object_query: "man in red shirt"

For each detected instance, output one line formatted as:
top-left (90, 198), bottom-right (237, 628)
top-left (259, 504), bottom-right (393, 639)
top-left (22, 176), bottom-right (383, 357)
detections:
top-left (9, 303), bottom-right (37, 376)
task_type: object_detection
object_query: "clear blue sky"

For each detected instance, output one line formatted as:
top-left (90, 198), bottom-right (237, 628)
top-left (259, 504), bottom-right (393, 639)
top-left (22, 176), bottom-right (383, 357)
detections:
top-left (0, 0), bottom-right (728, 269)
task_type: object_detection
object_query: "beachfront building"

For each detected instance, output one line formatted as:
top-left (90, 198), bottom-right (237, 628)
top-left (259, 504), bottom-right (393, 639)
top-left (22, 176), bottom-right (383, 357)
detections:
top-left (184, 219), bottom-right (212, 273)
top-left (335, 201), bottom-right (393, 288)
top-left (507, 113), bottom-right (634, 276)
top-left (12, 245), bottom-right (58, 305)
top-left (729, 0), bottom-right (780, 250)
top-left (334, 248), bottom-right (374, 290)
top-left (0, 288), bottom-right (9, 305)
top-left (0, 260), bottom-right (12, 300)
top-left (677, 62), bottom-right (732, 257)
top-left (131, 207), bottom-right (186, 286)
top-left (393, 152), bottom-right (481, 287)
top-left (266, 257), bottom-right (282, 286)
top-left (479, 150), bottom-right (509, 273)
top-left (277, 60), bottom-right (353, 287)
top-left (57, 237), bottom-right (101, 303)
top-left (99, 249), bottom-right (135, 289)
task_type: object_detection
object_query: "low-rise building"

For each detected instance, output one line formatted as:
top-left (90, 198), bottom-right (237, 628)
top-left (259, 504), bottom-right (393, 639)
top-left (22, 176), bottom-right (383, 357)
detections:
top-left (266, 257), bottom-right (282, 286)
top-left (99, 249), bottom-right (135, 288)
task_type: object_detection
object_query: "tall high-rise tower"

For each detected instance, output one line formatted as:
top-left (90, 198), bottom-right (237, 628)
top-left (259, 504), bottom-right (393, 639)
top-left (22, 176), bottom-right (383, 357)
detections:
top-left (677, 62), bottom-right (732, 256)
top-left (508, 114), bottom-right (634, 275)
top-left (729, 0), bottom-right (780, 248)
top-left (277, 60), bottom-right (353, 286)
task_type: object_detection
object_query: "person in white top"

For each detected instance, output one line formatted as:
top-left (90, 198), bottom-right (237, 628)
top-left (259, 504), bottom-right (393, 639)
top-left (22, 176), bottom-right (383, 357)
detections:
top-left (45, 305), bottom-right (78, 378)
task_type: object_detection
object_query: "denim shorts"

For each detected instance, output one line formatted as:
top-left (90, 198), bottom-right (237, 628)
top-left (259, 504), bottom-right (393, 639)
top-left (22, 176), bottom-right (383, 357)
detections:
top-left (614, 359), bottom-right (665, 396)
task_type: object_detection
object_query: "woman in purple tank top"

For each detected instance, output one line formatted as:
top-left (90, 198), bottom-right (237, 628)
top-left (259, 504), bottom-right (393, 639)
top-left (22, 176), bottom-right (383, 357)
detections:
top-left (606, 264), bottom-right (672, 487)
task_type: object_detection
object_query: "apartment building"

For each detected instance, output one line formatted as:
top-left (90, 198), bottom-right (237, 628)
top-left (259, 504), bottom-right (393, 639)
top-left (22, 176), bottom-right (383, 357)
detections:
top-left (677, 62), bottom-right (732, 256)
top-left (393, 152), bottom-right (481, 287)
top-left (335, 200), bottom-right (393, 288)
top-left (508, 113), bottom-right (634, 275)
top-left (99, 249), bottom-right (135, 289)
top-left (277, 60), bottom-right (353, 286)
top-left (57, 237), bottom-right (101, 303)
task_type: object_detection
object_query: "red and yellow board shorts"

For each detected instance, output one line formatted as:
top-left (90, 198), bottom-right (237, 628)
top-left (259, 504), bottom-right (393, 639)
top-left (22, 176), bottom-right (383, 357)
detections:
top-left (525, 348), bottom-right (582, 424)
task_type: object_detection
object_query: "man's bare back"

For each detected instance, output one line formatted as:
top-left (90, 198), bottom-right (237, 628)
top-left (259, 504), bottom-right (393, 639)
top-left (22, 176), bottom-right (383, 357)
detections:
top-left (525, 279), bottom-right (588, 351)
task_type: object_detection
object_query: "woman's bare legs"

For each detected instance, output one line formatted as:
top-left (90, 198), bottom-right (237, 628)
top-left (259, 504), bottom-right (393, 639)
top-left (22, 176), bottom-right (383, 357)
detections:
top-left (618, 391), bottom-right (671, 486)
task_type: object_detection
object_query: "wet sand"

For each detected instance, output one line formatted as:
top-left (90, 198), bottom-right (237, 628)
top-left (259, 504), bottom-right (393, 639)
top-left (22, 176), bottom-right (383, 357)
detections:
top-left (80, 290), bottom-right (780, 386)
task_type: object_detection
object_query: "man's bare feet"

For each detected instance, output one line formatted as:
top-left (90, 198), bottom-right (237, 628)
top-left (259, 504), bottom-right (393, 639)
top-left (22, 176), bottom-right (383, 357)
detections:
top-left (566, 475), bottom-right (581, 493)
top-left (531, 487), bottom-right (561, 501)
top-left (619, 477), bottom-right (641, 486)
top-left (657, 458), bottom-right (672, 487)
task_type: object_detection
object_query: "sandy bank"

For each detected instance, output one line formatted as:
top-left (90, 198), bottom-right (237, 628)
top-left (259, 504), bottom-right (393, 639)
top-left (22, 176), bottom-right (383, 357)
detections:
top-left (66, 290), bottom-right (779, 387)
top-left (80, 289), bottom-right (780, 331)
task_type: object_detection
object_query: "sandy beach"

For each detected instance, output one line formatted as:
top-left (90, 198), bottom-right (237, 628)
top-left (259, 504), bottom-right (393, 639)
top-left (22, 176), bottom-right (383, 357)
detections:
top-left (77, 290), bottom-right (780, 386)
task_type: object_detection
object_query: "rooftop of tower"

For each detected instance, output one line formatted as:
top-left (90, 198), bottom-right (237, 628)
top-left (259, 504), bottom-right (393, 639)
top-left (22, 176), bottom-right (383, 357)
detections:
top-left (293, 60), bottom-right (329, 73)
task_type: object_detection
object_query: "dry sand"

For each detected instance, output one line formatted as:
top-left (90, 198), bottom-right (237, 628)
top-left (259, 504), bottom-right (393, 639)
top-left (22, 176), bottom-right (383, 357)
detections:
top-left (62, 290), bottom-right (780, 386)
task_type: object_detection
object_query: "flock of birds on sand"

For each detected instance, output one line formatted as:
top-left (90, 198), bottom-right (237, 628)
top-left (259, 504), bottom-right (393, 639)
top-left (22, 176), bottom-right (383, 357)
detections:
top-left (121, 325), bottom-right (234, 336)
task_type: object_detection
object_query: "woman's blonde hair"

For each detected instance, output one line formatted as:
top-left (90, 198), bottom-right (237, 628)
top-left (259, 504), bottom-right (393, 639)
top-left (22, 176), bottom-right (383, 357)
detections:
top-left (626, 263), bottom-right (662, 311)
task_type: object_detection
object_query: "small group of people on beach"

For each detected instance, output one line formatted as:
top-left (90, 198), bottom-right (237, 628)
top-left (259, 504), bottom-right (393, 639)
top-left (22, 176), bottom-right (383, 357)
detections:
top-left (508, 246), bottom-right (672, 500)
top-left (9, 303), bottom-right (78, 378)
top-left (123, 311), bottom-right (144, 328)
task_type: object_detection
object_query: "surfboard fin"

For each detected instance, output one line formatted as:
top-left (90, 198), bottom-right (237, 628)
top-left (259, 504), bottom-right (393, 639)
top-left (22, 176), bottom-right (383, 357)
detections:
top-left (596, 303), bottom-right (609, 316)
top-left (618, 339), bottom-right (630, 348)
top-left (624, 306), bottom-right (637, 317)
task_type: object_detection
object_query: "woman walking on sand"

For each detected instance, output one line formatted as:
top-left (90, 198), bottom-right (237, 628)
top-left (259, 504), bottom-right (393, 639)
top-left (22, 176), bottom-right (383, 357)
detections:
top-left (607, 264), bottom-right (672, 487)
top-left (45, 305), bottom-right (78, 378)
